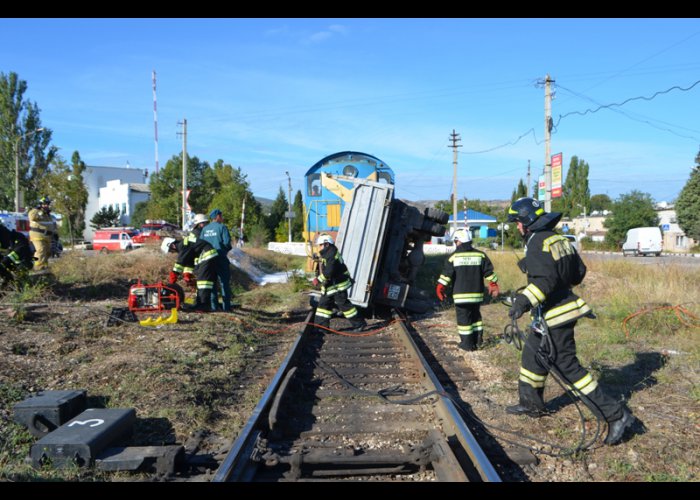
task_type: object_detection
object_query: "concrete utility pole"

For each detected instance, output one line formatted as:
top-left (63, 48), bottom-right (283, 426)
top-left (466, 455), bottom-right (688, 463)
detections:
top-left (526, 160), bottom-right (531, 198)
top-left (543, 74), bottom-right (554, 212)
top-left (285, 171), bottom-right (293, 243)
top-left (239, 193), bottom-right (246, 248)
top-left (178, 119), bottom-right (188, 229)
top-left (449, 130), bottom-right (462, 233)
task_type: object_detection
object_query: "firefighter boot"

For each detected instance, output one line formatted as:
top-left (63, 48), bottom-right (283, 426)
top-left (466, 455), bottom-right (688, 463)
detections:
top-left (604, 406), bottom-right (634, 445)
top-left (476, 331), bottom-right (484, 348)
top-left (458, 334), bottom-right (477, 352)
top-left (194, 290), bottom-right (213, 312)
top-left (506, 383), bottom-right (547, 417)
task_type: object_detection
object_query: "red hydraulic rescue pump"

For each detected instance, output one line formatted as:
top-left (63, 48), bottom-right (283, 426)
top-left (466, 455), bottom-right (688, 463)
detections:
top-left (127, 280), bottom-right (183, 313)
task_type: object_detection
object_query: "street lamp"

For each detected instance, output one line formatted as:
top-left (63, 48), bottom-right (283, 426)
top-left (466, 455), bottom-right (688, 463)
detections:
top-left (14, 127), bottom-right (44, 212)
top-left (499, 223), bottom-right (509, 250)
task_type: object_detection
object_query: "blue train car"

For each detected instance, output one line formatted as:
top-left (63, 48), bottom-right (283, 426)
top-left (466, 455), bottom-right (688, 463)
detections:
top-left (303, 151), bottom-right (395, 244)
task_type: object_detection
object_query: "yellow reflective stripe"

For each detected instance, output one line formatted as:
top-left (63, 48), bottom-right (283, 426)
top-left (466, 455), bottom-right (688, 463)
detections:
top-left (458, 324), bottom-right (474, 333)
top-left (544, 299), bottom-right (592, 327)
top-left (316, 308), bottom-right (332, 318)
top-left (523, 283), bottom-right (545, 306)
top-left (318, 274), bottom-right (327, 283)
top-left (520, 367), bottom-right (547, 382)
top-left (459, 331), bottom-right (476, 337)
top-left (472, 321), bottom-right (484, 332)
top-left (197, 281), bottom-right (214, 290)
top-left (519, 375), bottom-right (546, 388)
top-left (485, 273), bottom-right (498, 283)
top-left (183, 266), bottom-right (194, 274)
top-left (453, 292), bottom-right (484, 303)
top-left (9, 252), bottom-right (20, 264)
top-left (568, 373), bottom-right (599, 395)
top-left (173, 264), bottom-right (185, 273)
top-left (343, 307), bottom-right (358, 318)
top-left (438, 275), bottom-right (451, 285)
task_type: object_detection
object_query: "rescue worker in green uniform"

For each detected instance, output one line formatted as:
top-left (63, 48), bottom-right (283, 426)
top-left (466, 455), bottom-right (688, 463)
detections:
top-left (164, 214), bottom-right (219, 312)
top-left (313, 233), bottom-right (367, 333)
top-left (28, 196), bottom-right (56, 271)
top-left (436, 228), bottom-right (500, 351)
top-left (506, 197), bottom-right (634, 446)
top-left (0, 224), bottom-right (35, 284)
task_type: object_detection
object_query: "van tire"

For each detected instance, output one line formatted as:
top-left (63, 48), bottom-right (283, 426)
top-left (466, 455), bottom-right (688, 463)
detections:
top-left (99, 247), bottom-right (109, 254)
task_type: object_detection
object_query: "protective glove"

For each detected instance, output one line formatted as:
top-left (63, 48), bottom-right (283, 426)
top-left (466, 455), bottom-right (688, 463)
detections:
top-left (436, 283), bottom-right (447, 302)
top-left (508, 293), bottom-right (531, 320)
top-left (183, 272), bottom-right (195, 285)
top-left (168, 271), bottom-right (179, 284)
top-left (312, 277), bottom-right (319, 287)
top-left (488, 282), bottom-right (500, 298)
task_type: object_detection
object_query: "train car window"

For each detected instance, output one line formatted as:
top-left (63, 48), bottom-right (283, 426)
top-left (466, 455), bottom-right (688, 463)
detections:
top-left (308, 174), bottom-right (321, 196)
top-left (343, 165), bottom-right (358, 177)
top-left (377, 172), bottom-right (392, 184)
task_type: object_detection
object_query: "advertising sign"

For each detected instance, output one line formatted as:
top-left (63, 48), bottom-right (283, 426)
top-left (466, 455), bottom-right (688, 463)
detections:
top-left (551, 153), bottom-right (563, 198)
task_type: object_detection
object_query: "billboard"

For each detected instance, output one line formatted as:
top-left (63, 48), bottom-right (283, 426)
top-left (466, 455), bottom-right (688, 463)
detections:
top-left (551, 153), bottom-right (563, 198)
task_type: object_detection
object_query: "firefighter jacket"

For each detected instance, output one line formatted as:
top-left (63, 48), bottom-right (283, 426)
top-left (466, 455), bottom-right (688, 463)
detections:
top-left (520, 226), bottom-right (590, 328)
top-left (438, 242), bottom-right (497, 304)
top-left (317, 243), bottom-right (352, 296)
top-left (172, 227), bottom-right (219, 288)
top-left (28, 207), bottom-right (56, 242)
top-left (0, 225), bottom-right (34, 270)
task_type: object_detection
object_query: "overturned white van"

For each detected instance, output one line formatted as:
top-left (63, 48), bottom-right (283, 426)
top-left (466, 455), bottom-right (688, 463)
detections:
top-left (622, 227), bottom-right (662, 257)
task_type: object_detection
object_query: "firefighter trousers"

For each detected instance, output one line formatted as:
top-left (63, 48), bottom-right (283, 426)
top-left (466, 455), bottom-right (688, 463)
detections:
top-left (315, 290), bottom-right (365, 330)
top-left (30, 237), bottom-right (51, 270)
top-left (519, 320), bottom-right (624, 422)
top-left (455, 303), bottom-right (484, 348)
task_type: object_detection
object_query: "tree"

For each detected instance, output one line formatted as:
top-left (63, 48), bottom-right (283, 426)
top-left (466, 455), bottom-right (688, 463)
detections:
top-left (39, 152), bottom-right (89, 245)
top-left (90, 206), bottom-right (121, 230)
top-left (292, 190), bottom-right (304, 241)
top-left (145, 153), bottom-right (211, 225)
top-left (675, 150), bottom-right (700, 242)
top-left (511, 179), bottom-right (527, 201)
top-left (207, 161), bottom-right (263, 236)
top-left (604, 190), bottom-right (658, 246)
top-left (267, 186), bottom-right (288, 240)
top-left (590, 194), bottom-right (613, 213)
top-left (559, 156), bottom-right (590, 218)
top-left (0, 71), bottom-right (58, 209)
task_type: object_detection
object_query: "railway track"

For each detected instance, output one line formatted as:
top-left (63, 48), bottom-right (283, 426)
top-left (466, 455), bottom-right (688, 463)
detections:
top-left (213, 308), bottom-right (501, 482)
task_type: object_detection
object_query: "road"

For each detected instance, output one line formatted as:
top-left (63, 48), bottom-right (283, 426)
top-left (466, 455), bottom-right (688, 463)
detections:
top-left (581, 251), bottom-right (700, 267)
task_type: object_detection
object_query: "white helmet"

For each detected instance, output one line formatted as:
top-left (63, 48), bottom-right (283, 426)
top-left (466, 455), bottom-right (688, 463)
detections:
top-left (452, 228), bottom-right (471, 244)
top-left (316, 233), bottom-right (334, 246)
top-left (192, 213), bottom-right (209, 226)
top-left (161, 237), bottom-right (176, 254)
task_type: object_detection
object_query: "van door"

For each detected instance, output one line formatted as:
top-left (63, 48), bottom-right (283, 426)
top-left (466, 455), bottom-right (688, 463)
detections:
top-left (120, 232), bottom-right (133, 250)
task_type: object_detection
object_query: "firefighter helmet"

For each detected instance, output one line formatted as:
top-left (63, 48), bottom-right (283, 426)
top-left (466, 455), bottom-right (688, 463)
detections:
top-left (161, 237), bottom-right (177, 254)
top-left (192, 213), bottom-right (209, 226)
top-left (452, 228), bottom-right (471, 243)
top-left (38, 196), bottom-right (52, 206)
top-left (316, 233), bottom-right (334, 246)
top-left (507, 197), bottom-right (545, 227)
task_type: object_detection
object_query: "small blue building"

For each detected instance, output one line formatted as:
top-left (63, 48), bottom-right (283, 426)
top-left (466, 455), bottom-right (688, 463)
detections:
top-left (446, 209), bottom-right (498, 240)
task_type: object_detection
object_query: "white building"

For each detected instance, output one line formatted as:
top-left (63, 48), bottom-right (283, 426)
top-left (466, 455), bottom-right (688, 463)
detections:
top-left (98, 180), bottom-right (150, 228)
top-left (82, 165), bottom-right (147, 242)
top-left (656, 206), bottom-right (698, 253)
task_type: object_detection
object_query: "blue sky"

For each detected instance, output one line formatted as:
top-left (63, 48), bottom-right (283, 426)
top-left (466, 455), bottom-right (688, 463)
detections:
top-left (2, 18), bottom-right (699, 204)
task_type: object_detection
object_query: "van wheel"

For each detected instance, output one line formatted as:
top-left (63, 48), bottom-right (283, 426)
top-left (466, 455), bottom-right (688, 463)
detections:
top-left (125, 245), bottom-right (133, 252)
top-left (99, 247), bottom-right (109, 254)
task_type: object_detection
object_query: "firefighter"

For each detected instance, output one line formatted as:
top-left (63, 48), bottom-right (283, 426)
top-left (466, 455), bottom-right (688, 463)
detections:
top-left (164, 214), bottom-right (219, 312)
top-left (28, 196), bottom-right (57, 271)
top-left (505, 197), bottom-right (634, 446)
top-left (313, 233), bottom-right (367, 332)
top-left (201, 209), bottom-right (233, 311)
top-left (0, 224), bottom-right (35, 284)
top-left (436, 228), bottom-right (500, 351)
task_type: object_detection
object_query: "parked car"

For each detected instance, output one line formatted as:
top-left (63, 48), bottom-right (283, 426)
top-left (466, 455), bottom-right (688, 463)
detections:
top-left (622, 227), bottom-right (662, 257)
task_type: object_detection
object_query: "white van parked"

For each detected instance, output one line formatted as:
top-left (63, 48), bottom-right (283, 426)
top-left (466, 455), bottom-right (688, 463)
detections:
top-left (622, 227), bottom-right (663, 257)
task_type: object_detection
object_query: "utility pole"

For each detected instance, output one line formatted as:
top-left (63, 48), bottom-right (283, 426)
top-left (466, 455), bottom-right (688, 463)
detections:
top-left (178, 119), bottom-right (188, 229)
top-left (543, 74), bottom-right (554, 212)
top-left (448, 130), bottom-right (462, 233)
top-left (285, 171), bottom-right (293, 243)
top-left (526, 160), bottom-right (531, 198)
